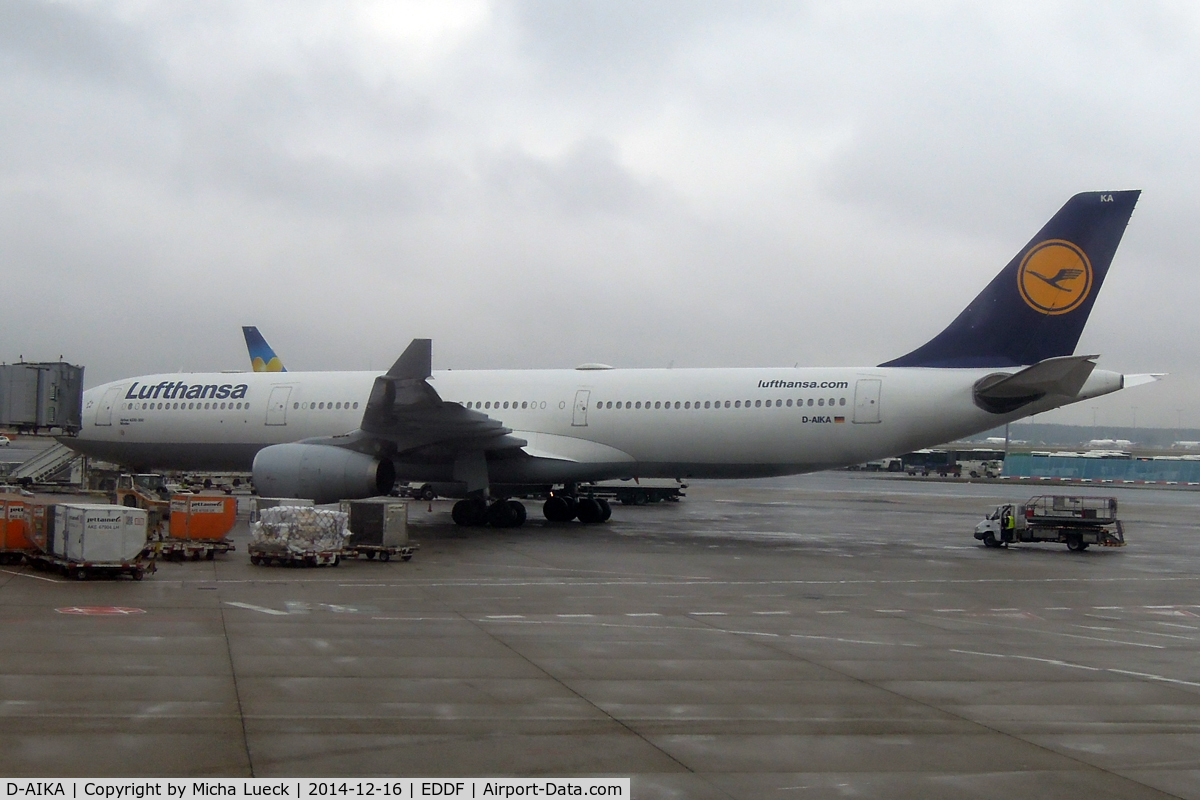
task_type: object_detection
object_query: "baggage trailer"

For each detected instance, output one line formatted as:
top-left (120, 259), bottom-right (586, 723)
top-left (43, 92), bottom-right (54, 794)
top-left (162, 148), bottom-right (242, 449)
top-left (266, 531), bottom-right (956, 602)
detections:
top-left (25, 503), bottom-right (155, 579)
top-left (248, 540), bottom-right (340, 567)
top-left (974, 495), bottom-right (1125, 552)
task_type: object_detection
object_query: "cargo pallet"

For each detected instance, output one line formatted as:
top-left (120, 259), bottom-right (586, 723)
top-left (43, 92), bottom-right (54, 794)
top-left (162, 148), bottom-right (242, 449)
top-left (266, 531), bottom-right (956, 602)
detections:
top-left (340, 543), bottom-right (418, 562)
top-left (25, 551), bottom-right (156, 581)
top-left (152, 538), bottom-right (236, 561)
top-left (248, 542), bottom-right (340, 567)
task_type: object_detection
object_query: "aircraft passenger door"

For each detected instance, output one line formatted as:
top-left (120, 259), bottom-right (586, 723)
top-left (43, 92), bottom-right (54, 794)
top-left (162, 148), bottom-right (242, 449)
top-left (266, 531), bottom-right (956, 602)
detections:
top-left (572, 390), bottom-right (590, 427)
top-left (94, 387), bottom-right (122, 427)
top-left (266, 386), bottom-right (292, 426)
top-left (853, 379), bottom-right (881, 424)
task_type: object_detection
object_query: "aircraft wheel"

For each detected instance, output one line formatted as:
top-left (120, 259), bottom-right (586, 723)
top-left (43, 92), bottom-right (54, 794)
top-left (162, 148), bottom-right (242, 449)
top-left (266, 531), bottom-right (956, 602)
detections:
top-left (543, 496), bottom-right (576, 522)
top-left (576, 498), bottom-right (604, 524)
top-left (487, 500), bottom-right (523, 528)
top-left (597, 498), bottom-right (612, 522)
top-left (452, 499), bottom-right (488, 526)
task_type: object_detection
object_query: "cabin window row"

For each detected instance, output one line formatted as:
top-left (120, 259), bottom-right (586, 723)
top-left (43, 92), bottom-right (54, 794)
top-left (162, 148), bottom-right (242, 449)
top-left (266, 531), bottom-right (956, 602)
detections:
top-left (464, 401), bottom-right (549, 410)
top-left (124, 401), bottom-right (251, 411)
top-left (292, 402), bottom-right (360, 410)
top-left (591, 397), bottom-right (848, 410)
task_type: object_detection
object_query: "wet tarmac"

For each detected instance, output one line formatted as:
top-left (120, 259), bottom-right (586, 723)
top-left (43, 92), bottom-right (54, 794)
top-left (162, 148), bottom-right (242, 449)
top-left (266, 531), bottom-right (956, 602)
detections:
top-left (1, 471), bottom-right (1198, 798)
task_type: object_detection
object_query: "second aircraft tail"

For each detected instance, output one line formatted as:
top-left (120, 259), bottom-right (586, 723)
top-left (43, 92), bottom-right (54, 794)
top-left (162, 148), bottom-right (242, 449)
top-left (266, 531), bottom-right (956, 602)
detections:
top-left (243, 326), bottom-right (287, 373)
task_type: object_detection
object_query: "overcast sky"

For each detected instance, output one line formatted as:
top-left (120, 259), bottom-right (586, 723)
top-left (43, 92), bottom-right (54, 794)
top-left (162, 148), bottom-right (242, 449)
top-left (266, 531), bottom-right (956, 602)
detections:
top-left (2, 1), bottom-right (1197, 428)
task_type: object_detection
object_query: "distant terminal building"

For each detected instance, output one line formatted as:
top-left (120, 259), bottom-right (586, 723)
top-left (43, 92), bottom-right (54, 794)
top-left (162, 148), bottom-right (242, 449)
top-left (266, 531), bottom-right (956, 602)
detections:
top-left (1004, 451), bottom-right (1200, 483)
top-left (0, 361), bottom-right (84, 434)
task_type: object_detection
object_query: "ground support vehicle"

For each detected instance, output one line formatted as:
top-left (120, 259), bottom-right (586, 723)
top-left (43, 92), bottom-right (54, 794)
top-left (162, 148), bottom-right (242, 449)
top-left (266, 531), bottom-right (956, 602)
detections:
top-left (248, 540), bottom-right (340, 567)
top-left (340, 543), bottom-right (417, 562)
top-left (152, 537), bottom-right (235, 561)
top-left (584, 480), bottom-right (686, 506)
top-left (975, 495), bottom-right (1125, 551)
top-left (114, 474), bottom-right (171, 535)
top-left (25, 550), bottom-right (156, 580)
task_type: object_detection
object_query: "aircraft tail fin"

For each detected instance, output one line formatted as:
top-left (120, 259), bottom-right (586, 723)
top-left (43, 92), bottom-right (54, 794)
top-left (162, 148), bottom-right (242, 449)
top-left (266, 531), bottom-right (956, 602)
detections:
top-left (881, 191), bottom-right (1140, 368)
top-left (242, 326), bottom-right (287, 373)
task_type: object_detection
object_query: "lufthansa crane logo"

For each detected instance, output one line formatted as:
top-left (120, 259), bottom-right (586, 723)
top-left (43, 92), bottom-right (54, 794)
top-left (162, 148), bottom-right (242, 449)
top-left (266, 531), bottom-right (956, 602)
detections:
top-left (1017, 239), bottom-right (1093, 315)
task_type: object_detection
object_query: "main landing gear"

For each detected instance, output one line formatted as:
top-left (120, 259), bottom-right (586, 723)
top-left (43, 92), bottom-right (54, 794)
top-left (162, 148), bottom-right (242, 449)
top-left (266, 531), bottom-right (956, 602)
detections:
top-left (542, 495), bottom-right (611, 524)
top-left (449, 495), bottom-right (613, 527)
top-left (451, 498), bottom-right (528, 528)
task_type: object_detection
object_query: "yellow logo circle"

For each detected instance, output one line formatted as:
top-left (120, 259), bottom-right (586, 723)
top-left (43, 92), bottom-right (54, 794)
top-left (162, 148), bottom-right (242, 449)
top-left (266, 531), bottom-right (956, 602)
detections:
top-left (1017, 240), bottom-right (1092, 315)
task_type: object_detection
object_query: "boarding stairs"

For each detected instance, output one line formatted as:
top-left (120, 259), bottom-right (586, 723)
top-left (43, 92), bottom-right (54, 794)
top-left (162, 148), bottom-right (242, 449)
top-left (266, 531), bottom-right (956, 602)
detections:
top-left (12, 442), bottom-right (82, 484)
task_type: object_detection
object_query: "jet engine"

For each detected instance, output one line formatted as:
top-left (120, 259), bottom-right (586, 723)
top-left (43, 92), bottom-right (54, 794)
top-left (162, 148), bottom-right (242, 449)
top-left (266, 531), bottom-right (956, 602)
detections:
top-left (251, 443), bottom-right (395, 504)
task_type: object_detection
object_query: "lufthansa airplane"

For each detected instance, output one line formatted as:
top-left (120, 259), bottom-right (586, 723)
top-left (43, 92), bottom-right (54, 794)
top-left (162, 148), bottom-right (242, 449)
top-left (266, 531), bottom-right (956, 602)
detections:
top-left (69, 191), bottom-right (1157, 527)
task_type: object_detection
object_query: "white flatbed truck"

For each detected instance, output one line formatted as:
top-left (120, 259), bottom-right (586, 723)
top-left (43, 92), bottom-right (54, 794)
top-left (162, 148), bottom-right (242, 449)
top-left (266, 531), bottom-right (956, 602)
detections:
top-left (974, 495), bottom-right (1125, 552)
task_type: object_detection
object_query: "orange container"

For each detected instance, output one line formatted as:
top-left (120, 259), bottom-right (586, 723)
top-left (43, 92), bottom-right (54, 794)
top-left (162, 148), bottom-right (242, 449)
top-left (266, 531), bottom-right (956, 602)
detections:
top-left (169, 495), bottom-right (237, 541)
top-left (0, 495), bottom-right (35, 551)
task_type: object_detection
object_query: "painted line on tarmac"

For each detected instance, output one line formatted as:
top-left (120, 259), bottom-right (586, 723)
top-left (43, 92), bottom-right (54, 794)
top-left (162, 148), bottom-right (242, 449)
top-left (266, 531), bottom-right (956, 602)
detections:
top-left (951, 649), bottom-right (1200, 688)
top-left (0, 568), bottom-right (60, 583)
top-left (225, 601), bottom-right (289, 616)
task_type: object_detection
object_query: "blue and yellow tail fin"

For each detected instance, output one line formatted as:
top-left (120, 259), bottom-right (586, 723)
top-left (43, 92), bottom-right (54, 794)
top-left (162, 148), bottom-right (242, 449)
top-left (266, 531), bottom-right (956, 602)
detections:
top-left (242, 326), bottom-right (287, 372)
top-left (882, 191), bottom-right (1140, 368)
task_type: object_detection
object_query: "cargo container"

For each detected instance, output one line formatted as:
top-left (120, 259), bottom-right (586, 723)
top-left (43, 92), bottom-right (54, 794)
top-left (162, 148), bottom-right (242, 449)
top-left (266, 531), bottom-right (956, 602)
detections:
top-left (26, 503), bottom-right (153, 580)
top-left (338, 498), bottom-right (415, 562)
top-left (0, 494), bottom-right (35, 562)
top-left (157, 494), bottom-right (237, 561)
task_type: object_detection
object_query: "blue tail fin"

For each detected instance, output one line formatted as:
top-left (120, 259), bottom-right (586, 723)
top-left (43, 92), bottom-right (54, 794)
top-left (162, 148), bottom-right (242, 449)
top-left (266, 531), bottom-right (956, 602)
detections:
top-left (242, 326), bottom-right (287, 372)
top-left (881, 191), bottom-right (1140, 368)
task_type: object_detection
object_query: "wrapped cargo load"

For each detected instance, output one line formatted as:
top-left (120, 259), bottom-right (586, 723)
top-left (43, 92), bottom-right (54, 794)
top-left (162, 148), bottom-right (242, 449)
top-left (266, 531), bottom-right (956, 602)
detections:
top-left (250, 506), bottom-right (349, 554)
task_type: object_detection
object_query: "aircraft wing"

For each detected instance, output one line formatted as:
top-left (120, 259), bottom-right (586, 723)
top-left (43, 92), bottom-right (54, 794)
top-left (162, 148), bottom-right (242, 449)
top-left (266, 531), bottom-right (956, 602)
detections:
top-left (350, 339), bottom-right (526, 456)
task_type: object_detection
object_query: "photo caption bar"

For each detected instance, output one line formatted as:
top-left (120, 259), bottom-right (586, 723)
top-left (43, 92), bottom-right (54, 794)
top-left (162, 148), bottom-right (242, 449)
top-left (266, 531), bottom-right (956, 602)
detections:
top-left (5, 780), bottom-right (629, 799)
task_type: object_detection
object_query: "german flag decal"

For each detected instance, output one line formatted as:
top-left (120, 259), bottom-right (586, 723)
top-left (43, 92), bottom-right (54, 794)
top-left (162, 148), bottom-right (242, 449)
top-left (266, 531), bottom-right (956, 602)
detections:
top-left (834, 416), bottom-right (845, 423)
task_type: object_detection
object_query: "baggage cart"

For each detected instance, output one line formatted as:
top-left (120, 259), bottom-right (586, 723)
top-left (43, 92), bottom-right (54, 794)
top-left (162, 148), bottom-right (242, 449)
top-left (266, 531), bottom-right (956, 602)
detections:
top-left (340, 543), bottom-right (417, 562)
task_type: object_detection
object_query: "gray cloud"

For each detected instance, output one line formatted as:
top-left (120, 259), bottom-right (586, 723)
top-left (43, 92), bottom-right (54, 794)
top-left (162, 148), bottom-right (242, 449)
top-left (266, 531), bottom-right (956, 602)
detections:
top-left (1, 1), bottom-right (1197, 429)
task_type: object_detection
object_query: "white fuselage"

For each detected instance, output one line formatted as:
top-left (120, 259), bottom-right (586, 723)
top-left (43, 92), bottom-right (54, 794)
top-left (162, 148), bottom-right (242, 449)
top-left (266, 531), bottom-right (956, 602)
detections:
top-left (68, 364), bottom-right (1124, 483)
